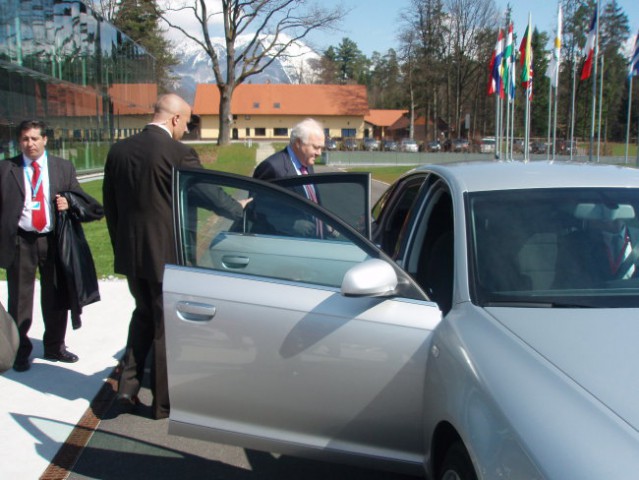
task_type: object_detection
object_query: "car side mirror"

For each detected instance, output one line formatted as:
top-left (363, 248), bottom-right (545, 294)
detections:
top-left (341, 259), bottom-right (398, 297)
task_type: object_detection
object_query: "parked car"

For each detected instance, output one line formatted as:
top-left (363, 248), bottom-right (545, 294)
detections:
top-left (531, 140), bottom-right (548, 154)
top-left (341, 138), bottom-right (359, 151)
top-left (400, 138), bottom-right (419, 152)
top-left (426, 140), bottom-right (441, 152)
top-left (479, 137), bottom-right (496, 154)
top-left (324, 137), bottom-right (337, 151)
top-left (164, 162), bottom-right (639, 479)
top-left (558, 139), bottom-right (577, 155)
top-left (362, 137), bottom-right (380, 151)
top-left (382, 139), bottom-right (398, 151)
top-left (451, 138), bottom-right (470, 152)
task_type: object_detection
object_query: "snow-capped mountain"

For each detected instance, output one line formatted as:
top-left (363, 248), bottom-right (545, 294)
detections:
top-left (169, 34), bottom-right (321, 102)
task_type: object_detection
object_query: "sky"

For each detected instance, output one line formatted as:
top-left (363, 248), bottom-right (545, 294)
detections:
top-left (303, 0), bottom-right (639, 57)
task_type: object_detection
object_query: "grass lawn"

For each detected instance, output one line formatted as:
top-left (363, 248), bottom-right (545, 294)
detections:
top-left (0, 144), bottom-right (410, 281)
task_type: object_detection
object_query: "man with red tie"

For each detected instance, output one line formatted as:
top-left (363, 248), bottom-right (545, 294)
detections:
top-left (0, 120), bottom-right (83, 371)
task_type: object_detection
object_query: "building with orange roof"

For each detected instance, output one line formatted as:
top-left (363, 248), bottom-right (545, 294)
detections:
top-left (193, 84), bottom-right (370, 140)
top-left (109, 84), bottom-right (158, 138)
top-left (364, 109), bottom-right (408, 139)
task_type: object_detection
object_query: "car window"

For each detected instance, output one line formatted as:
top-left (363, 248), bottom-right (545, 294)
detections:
top-left (468, 188), bottom-right (639, 308)
top-left (403, 180), bottom-right (455, 314)
top-left (372, 174), bottom-right (429, 257)
top-left (273, 172), bottom-right (371, 238)
top-left (173, 168), bottom-right (425, 298)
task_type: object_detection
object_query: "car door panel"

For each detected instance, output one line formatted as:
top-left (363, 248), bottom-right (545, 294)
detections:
top-left (164, 265), bottom-right (440, 464)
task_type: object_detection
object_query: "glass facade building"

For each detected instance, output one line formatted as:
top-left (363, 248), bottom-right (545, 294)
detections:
top-left (0, 0), bottom-right (157, 171)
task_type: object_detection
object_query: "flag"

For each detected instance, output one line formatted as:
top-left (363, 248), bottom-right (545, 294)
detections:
top-left (580, 8), bottom-right (598, 80)
top-left (503, 23), bottom-right (514, 100)
top-left (630, 30), bottom-right (639, 77)
top-left (519, 22), bottom-right (533, 99)
top-left (508, 47), bottom-right (517, 101)
top-left (546, 5), bottom-right (562, 88)
top-left (488, 29), bottom-right (504, 96)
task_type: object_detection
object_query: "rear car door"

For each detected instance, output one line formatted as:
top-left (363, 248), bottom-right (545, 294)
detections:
top-left (163, 168), bottom-right (442, 472)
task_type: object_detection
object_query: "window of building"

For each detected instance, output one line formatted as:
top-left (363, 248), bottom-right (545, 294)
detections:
top-left (342, 128), bottom-right (356, 138)
top-left (274, 102), bottom-right (281, 109)
top-left (255, 128), bottom-right (266, 136)
top-left (246, 128), bottom-right (250, 136)
top-left (274, 128), bottom-right (288, 137)
top-left (253, 102), bottom-right (260, 108)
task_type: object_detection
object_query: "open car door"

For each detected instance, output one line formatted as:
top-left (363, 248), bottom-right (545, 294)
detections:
top-left (163, 168), bottom-right (442, 474)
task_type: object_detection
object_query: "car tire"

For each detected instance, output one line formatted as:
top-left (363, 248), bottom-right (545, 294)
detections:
top-left (438, 442), bottom-right (477, 480)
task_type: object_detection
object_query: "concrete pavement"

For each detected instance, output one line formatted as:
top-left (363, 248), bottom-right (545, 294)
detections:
top-left (0, 280), bottom-right (133, 479)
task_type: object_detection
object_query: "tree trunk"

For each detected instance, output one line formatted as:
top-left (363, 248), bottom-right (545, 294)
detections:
top-left (217, 84), bottom-right (234, 145)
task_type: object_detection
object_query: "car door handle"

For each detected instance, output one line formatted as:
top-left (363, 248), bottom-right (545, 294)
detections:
top-left (176, 301), bottom-right (216, 322)
top-left (221, 255), bottom-right (250, 268)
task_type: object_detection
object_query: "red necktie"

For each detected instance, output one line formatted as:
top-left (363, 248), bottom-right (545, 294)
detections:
top-left (299, 166), bottom-right (318, 203)
top-left (299, 165), bottom-right (322, 237)
top-left (31, 161), bottom-right (46, 231)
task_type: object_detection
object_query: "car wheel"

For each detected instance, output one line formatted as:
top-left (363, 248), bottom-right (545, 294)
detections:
top-left (438, 442), bottom-right (477, 480)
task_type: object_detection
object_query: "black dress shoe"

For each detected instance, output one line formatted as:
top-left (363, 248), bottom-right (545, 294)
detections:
top-left (43, 349), bottom-right (79, 363)
top-left (117, 393), bottom-right (140, 413)
top-left (13, 359), bottom-right (31, 372)
top-left (117, 393), bottom-right (140, 406)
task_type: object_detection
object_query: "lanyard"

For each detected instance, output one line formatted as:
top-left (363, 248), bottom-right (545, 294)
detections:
top-left (24, 161), bottom-right (44, 200)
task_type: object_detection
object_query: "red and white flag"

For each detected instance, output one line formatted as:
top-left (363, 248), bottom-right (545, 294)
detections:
top-left (580, 8), bottom-right (598, 81)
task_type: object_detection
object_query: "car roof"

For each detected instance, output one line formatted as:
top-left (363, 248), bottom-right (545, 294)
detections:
top-left (413, 161), bottom-right (639, 192)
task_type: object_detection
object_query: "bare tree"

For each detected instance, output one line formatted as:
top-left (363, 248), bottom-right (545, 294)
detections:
top-left (444, 0), bottom-right (497, 138)
top-left (159, 0), bottom-right (343, 145)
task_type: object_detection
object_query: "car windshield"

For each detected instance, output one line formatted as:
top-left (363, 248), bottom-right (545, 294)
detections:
top-left (468, 188), bottom-right (639, 308)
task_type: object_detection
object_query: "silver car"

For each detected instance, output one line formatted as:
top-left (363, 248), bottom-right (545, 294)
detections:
top-left (164, 162), bottom-right (639, 479)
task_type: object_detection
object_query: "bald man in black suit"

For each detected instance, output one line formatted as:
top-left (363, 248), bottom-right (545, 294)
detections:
top-left (104, 93), bottom-right (250, 419)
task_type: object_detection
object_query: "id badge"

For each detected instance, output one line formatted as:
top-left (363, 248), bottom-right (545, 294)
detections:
top-left (29, 200), bottom-right (42, 211)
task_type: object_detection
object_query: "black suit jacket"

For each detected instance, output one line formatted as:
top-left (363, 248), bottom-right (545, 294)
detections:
top-left (103, 125), bottom-right (243, 282)
top-left (250, 148), bottom-right (319, 236)
top-left (0, 154), bottom-right (81, 268)
top-left (253, 148), bottom-right (315, 181)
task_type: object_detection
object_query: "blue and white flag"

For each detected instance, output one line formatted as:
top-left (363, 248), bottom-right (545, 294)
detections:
top-left (630, 30), bottom-right (639, 77)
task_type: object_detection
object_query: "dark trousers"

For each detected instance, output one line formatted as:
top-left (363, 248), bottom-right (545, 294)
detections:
top-left (8, 230), bottom-right (68, 361)
top-left (119, 276), bottom-right (169, 418)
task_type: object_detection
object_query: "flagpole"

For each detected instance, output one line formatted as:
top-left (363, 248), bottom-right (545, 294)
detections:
top-left (570, 59), bottom-right (577, 161)
top-left (524, 13), bottom-right (532, 162)
top-left (626, 75), bottom-right (634, 164)
top-left (553, 78), bottom-right (559, 159)
top-left (597, 53), bottom-right (604, 162)
top-left (547, 82), bottom-right (553, 160)
top-left (588, 0), bottom-right (600, 162)
top-left (505, 94), bottom-right (511, 160)
top-left (495, 92), bottom-right (501, 159)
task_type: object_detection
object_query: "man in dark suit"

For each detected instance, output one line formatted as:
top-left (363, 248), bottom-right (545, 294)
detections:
top-left (253, 118), bottom-right (324, 181)
top-left (251, 118), bottom-right (325, 236)
top-left (103, 93), bottom-right (250, 420)
top-left (0, 120), bottom-right (82, 372)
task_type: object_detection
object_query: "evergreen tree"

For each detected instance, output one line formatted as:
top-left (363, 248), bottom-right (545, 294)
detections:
top-left (334, 38), bottom-right (370, 85)
top-left (529, 28), bottom-right (551, 138)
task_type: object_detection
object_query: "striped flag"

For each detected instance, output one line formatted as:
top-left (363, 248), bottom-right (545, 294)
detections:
top-left (546, 5), bottom-right (562, 88)
top-left (488, 29), bottom-right (504, 96)
top-left (630, 30), bottom-right (639, 77)
top-left (503, 23), bottom-right (514, 100)
top-left (580, 8), bottom-right (598, 80)
top-left (519, 22), bottom-right (533, 99)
